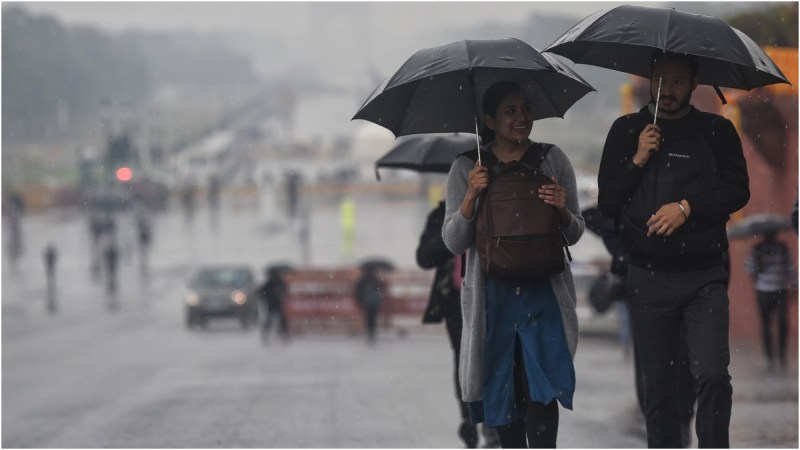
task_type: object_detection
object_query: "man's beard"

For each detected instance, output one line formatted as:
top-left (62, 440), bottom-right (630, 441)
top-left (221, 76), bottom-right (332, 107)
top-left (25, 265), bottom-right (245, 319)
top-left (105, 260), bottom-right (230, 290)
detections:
top-left (651, 91), bottom-right (691, 115)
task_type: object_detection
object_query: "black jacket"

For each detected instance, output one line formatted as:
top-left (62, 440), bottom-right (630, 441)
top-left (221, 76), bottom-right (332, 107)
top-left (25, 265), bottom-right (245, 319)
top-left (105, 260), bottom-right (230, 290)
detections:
top-left (416, 201), bottom-right (459, 324)
top-left (598, 105), bottom-right (749, 271)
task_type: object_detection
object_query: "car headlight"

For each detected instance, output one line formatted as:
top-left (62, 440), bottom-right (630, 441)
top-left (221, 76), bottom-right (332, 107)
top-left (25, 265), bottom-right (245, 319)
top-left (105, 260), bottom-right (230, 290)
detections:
top-left (186, 292), bottom-right (200, 306)
top-left (231, 290), bottom-right (247, 305)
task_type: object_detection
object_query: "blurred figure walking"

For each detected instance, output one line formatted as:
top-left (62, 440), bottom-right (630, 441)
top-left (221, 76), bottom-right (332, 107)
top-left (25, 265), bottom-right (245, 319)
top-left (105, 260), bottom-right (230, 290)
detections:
top-left (43, 242), bottom-right (58, 313)
top-left (354, 265), bottom-right (385, 344)
top-left (746, 230), bottom-right (796, 371)
top-left (256, 266), bottom-right (290, 342)
top-left (104, 240), bottom-right (119, 295)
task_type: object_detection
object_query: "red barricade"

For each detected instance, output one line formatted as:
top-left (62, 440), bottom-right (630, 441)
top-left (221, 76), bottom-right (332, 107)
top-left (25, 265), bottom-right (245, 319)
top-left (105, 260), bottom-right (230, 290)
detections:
top-left (282, 267), bottom-right (434, 336)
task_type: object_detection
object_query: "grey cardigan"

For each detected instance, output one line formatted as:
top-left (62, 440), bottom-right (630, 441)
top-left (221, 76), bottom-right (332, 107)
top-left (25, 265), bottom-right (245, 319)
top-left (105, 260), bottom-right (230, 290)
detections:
top-left (442, 143), bottom-right (584, 403)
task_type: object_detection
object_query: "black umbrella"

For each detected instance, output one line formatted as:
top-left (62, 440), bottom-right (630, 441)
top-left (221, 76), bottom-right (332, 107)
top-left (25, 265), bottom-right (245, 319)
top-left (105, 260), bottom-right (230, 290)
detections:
top-left (353, 38), bottom-right (595, 164)
top-left (359, 258), bottom-right (395, 273)
top-left (374, 133), bottom-right (475, 180)
top-left (727, 213), bottom-right (792, 240)
top-left (544, 5), bottom-right (790, 120)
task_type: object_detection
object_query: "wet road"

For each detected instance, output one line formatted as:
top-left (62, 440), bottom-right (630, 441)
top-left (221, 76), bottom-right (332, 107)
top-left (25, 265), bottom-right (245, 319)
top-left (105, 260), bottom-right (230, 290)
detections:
top-left (3, 196), bottom-right (796, 447)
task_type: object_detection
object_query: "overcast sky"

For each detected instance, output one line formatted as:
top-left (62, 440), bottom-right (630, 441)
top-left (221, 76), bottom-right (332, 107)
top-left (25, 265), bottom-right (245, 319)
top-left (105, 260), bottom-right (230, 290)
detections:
top-left (22, 1), bottom-right (663, 36)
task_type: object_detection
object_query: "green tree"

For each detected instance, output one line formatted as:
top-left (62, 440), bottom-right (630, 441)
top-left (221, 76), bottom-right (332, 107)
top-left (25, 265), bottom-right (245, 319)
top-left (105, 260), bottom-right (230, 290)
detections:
top-left (726, 3), bottom-right (798, 47)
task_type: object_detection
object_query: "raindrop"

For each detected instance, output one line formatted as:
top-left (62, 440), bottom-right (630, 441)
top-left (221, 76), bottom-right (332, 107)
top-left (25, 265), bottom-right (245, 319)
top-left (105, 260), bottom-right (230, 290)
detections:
top-left (670, 360), bottom-right (674, 366)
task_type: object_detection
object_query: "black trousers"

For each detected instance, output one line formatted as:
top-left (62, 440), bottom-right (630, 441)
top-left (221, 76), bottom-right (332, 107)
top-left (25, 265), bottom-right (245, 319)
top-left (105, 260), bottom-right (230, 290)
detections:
top-left (756, 290), bottom-right (788, 366)
top-left (633, 325), bottom-right (696, 447)
top-left (495, 338), bottom-right (559, 448)
top-left (628, 265), bottom-right (732, 448)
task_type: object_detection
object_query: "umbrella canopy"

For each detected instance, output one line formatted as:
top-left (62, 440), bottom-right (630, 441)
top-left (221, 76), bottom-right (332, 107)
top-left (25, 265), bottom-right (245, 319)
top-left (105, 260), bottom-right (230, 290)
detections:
top-left (353, 38), bottom-right (595, 141)
top-left (359, 258), bottom-right (396, 273)
top-left (544, 5), bottom-right (790, 91)
top-left (374, 133), bottom-right (475, 180)
top-left (727, 213), bottom-right (792, 240)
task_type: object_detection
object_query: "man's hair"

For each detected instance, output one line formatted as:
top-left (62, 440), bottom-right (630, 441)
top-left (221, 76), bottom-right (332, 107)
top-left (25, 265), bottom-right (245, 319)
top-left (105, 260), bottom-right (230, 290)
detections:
top-left (650, 51), bottom-right (699, 79)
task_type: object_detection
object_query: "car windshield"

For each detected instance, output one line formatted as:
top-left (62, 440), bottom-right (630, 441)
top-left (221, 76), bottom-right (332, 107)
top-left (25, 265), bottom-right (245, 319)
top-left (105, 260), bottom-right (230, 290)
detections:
top-left (191, 269), bottom-right (250, 288)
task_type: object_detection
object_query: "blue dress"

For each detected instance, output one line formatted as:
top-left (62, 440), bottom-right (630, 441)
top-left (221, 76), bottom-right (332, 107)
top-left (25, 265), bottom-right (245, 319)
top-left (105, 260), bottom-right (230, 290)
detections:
top-left (469, 275), bottom-right (575, 427)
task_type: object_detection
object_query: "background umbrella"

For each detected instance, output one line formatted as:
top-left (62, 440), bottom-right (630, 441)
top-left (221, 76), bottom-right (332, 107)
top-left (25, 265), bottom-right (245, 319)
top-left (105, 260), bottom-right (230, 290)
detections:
top-left (353, 38), bottom-right (594, 164)
top-left (544, 5), bottom-right (790, 121)
top-left (727, 213), bottom-right (792, 240)
top-left (374, 133), bottom-right (475, 180)
top-left (359, 258), bottom-right (396, 273)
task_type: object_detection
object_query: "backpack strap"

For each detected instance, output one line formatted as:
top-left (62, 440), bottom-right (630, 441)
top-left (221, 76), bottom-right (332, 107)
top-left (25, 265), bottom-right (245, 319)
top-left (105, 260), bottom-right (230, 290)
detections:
top-left (519, 142), bottom-right (554, 169)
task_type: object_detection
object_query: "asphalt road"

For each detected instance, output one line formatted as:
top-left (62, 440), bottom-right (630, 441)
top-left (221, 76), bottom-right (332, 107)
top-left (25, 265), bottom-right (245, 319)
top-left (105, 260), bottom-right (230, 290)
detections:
top-left (3, 198), bottom-right (796, 448)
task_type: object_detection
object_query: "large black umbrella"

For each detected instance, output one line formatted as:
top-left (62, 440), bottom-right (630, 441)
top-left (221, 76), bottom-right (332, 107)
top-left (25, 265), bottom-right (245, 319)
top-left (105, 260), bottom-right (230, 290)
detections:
top-left (374, 133), bottom-right (475, 180)
top-left (727, 213), bottom-right (792, 240)
top-left (544, 5), bottom-right (790, 116)
top-left (353, 38), bottom-right (594, 164)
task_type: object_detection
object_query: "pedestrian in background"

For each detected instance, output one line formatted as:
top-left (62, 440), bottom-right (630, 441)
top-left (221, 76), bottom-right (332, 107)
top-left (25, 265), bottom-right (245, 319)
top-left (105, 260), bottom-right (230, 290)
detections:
top-left (354, 265), bottom-right (385, 344)
top-left (598, 52), bottom-right (749, 447)
top-left (746, 230), bottom-right (796, 371)
top-left (104, 240), bottom-right (119, 294)
top-left (443, 81), bottom-right (584, 448)
top-left (256, 266), bottom-right (290, 342)
top-left (416, 200), bottom-right (499, 448)
top-left (43, 241), bottom-right (58, 313)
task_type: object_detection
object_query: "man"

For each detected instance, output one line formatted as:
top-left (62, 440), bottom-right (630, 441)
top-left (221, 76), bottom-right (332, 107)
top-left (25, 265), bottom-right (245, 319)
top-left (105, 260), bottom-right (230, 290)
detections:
top-left (598, 52), bottom-right (750, 448)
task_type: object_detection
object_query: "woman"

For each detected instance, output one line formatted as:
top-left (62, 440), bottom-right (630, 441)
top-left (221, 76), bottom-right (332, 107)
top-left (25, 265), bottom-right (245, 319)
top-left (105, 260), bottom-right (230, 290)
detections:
top-left (442, 81), bottom-right (584, 448)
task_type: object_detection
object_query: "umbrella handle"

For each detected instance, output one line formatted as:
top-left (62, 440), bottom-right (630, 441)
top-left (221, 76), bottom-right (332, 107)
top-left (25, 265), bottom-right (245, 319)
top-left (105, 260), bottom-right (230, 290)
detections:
top-left (713, 86), bottom-right (728, 105)
top-left (653, 75), bottom-right (662, 125)
top-left (474, 116), bottom-right (482, 165)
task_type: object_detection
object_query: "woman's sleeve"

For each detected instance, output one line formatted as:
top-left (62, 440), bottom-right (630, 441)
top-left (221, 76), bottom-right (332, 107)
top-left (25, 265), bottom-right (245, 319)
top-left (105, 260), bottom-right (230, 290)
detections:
top-left (442, 156), bottom-right (477, 255)
top-left (551, 146), bottom-right (585, 246)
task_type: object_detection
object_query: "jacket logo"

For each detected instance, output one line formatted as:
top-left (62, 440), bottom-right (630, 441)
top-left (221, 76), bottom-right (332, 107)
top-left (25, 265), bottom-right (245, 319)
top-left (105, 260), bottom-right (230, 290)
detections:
top-left (668, 153), bottom-right (690, 159)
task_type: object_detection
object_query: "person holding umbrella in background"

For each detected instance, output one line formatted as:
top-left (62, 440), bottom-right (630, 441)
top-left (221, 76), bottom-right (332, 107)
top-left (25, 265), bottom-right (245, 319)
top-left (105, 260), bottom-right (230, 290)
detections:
top-left (745, 229), bottom-right (796, 372)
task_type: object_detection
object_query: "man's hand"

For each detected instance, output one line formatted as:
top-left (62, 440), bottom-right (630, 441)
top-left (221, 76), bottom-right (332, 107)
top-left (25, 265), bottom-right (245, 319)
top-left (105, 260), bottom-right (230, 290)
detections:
top-left (646, 202), bottom-right (687, 237)
top-left (634, 124), bottom-right (661, 167)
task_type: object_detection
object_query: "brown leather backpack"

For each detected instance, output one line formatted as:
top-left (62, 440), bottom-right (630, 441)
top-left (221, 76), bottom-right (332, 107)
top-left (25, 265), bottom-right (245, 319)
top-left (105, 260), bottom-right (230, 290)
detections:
top-left (465, 143), bottom-right (570, 281)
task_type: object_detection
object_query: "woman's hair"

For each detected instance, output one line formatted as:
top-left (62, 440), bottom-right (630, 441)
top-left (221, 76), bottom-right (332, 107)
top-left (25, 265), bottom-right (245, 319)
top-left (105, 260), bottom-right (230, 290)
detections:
top-left (478, 81), bottom-right (525, 145)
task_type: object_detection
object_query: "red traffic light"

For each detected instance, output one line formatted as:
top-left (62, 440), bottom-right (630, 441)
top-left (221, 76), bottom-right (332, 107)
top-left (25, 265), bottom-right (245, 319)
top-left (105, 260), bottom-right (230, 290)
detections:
top-left (115, 167), bottom-right (133, 182)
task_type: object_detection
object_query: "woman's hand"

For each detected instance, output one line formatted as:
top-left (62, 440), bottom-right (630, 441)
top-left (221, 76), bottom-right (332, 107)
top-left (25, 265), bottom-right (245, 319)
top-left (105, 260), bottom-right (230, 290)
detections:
top-left (461, 162), bottom-right (489, 220)
top-left (540, 176), bottom-right (571, 226)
